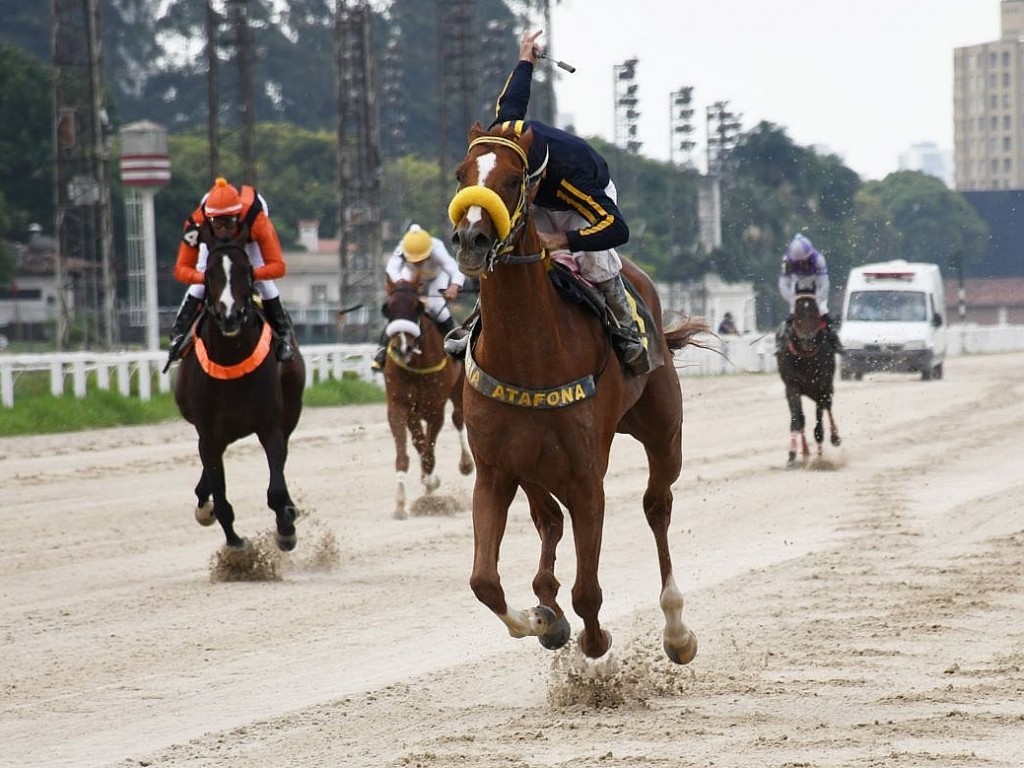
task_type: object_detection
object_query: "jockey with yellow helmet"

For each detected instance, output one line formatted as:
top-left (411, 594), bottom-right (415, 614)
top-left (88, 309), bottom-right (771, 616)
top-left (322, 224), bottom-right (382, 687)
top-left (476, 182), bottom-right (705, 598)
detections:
top-left (167, 177), bottom-right (295, 364)
top-left (371, 224), bottom-right (466, 371)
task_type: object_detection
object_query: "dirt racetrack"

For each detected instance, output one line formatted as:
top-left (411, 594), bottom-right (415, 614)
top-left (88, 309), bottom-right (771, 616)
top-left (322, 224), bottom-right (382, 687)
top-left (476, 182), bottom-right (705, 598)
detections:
top-left (2, 351), bottom-right (1023, 768)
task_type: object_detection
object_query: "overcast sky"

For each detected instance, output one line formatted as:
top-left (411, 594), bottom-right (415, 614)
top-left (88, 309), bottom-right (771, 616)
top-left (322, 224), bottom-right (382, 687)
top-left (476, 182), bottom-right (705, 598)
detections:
top-left (544, 0), bottom-right (1000, 180)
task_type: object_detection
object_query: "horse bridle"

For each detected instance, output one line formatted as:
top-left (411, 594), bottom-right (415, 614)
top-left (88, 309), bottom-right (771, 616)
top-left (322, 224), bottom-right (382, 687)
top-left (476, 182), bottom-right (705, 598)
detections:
top-left (449, 135), bottom-right (547, 273)
top-left (205, 242), bottom-right (255, 329)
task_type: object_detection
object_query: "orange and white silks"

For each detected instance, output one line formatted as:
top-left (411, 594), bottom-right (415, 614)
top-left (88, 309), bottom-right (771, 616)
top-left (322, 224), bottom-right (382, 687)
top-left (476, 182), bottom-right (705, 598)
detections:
top-left (193, 323), bottom-right (273, 380)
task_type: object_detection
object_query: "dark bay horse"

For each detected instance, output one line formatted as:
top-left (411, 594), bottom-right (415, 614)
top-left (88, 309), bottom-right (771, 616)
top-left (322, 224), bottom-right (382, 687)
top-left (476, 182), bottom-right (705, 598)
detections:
top-left (381, 279), bottom-right (473, 519)
top-left (448, 123), bottom-right (707, 664)
top-left (174, 241), bottom-right (305, 550)
top-left (776, 290), bottom-right (841, 469)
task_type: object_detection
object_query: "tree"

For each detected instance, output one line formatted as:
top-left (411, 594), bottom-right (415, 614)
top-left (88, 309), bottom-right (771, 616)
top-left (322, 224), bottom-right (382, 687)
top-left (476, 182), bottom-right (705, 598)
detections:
top-left (0, 42), bottom-right (53, 241)
top-left (853, 171), bottom-right (988, 276)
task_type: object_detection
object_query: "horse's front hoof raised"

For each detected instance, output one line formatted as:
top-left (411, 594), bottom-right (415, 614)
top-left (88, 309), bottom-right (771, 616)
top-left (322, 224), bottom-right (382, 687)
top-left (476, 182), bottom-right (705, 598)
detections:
top-left (664, 628), bottom-right (698, 665)
top-left (195, 501), bottom-right (215, 526)
top-left (276, 532), bottom-right (297, 552)
top-left (538, 613), bottom-right (571, 650)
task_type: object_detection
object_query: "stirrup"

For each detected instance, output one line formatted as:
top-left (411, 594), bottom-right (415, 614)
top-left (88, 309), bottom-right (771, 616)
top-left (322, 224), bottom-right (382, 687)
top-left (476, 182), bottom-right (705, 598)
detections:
top-left (371, 347), bottom-right (386, 371)
top-left (163, 335), bottom-right (186, 373)
top-left (444, 328), bottom-right (470, 359)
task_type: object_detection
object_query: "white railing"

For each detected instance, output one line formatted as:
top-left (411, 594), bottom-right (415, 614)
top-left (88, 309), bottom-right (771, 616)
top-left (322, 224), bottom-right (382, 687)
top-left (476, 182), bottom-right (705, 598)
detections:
top-left (3, 325), bottom-right (1024, 409)
top-left (0, 343), bottom-right (378, 409)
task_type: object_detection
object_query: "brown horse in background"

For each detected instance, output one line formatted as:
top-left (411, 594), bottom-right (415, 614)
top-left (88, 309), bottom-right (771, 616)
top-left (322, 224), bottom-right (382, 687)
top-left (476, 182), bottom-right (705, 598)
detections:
top-left (776, 290), bottom-right (841, 469)
top-left (448, 123), bottom-right (707, 663)
top-left (174, 241), bottom-right (305, 550)
top-left (381, 279), bottom-right (473, 519)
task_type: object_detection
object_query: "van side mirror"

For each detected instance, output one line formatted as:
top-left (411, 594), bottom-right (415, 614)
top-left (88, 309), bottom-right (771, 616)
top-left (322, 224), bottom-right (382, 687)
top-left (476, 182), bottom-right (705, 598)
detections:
top-left (932, 312), bottom-right (943, 328)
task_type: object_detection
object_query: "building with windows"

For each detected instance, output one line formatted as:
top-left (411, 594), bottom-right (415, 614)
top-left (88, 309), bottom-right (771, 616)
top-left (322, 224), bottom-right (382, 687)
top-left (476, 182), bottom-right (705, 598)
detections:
top-left (954, 0), bottom-right (1024, 190)
top-left (898, 142), bottom-right (953, 187)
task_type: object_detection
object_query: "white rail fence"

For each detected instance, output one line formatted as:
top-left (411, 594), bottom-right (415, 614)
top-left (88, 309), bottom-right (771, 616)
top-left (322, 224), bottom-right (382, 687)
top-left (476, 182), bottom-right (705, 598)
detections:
top-left (0, 343), bottom-right (377, 409)
top-left (3, 326), bottom-right (1024, 409)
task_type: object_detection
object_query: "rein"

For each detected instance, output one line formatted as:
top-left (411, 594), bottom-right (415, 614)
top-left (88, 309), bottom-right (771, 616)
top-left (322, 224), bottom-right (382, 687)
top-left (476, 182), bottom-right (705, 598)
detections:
top-left (386, 343), bottom-right (448, 375)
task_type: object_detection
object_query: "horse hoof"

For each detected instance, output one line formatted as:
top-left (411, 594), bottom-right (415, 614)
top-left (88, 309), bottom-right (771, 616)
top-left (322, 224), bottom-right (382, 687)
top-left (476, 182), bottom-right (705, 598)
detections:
top-left (785, 460), bottom-right (798, 471)
top-left (227, 536), bottom-right (250, 551)
top-left (577, 628), bottom-right (613, 661)
top-left (195, 502), bottom-right (215, 526)
top-left (459, 459), bottom-right (474, 476)
top-left (538, 614), bottom-right (572, 650)
top-left (831, 434), bottom-right (842, 447)
top-left (664, 628), bottom-right (698, 665)
top-left (393, 508), bottom-right (407, 521)
top-left (276, 532), bottom-right (297, 552)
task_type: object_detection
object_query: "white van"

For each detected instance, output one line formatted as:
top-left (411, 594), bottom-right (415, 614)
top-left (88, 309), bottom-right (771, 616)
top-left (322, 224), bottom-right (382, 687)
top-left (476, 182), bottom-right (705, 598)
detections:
top-left (838, 260), bottom-right (947, 381)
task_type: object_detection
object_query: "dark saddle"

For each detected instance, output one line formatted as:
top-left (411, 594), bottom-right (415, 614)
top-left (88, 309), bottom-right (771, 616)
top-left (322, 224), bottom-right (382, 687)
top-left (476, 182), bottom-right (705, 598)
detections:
top-left (547, 260), bottom-right (664, 373)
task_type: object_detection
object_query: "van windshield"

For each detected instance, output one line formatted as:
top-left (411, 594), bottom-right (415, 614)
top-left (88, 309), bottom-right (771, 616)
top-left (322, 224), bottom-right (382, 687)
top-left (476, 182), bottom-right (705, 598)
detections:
top-left (846, 290), bottom-right (928, 322)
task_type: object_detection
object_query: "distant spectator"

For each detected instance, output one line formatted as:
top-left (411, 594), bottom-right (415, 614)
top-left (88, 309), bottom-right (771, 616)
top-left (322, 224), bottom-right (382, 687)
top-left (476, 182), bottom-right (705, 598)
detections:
top-left (717, 312), bottom-right (739, 335)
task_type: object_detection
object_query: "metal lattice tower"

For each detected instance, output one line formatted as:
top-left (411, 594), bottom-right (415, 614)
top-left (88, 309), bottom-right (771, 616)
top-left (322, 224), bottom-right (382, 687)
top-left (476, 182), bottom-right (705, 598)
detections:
top-left (205, 0), bottom-right (257, 184)
top-left (613, 58), bottom-right (641, 154)
top-left (52, 0), bottom-right (118, 349)
top-left (437, 0), bottom-right (475, 231)
top-left (335, 0), bottom-right (382, 342)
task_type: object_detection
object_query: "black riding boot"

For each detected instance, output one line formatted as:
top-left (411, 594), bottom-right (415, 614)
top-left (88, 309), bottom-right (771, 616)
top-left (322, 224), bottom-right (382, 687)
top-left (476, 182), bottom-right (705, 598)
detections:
top-left (823, 313), bottom-right (844, 355)
top-left (596, 276), bottom-right (646, 368)
top-left (434, 315), bottom-right (455, 338)
top-left (775, 315), bottom-right (793, 352)
top-left (166, 294), bottom-right (203, 366)
top-left (372, 328), bottom-right (388, 371)
top-left (262, 296), bottom-right (295, 362)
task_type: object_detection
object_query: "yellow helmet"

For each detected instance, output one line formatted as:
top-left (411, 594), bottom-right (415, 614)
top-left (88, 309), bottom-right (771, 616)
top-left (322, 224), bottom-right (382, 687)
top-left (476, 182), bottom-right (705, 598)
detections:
top-left (401, 226), bottom-right (433, 263)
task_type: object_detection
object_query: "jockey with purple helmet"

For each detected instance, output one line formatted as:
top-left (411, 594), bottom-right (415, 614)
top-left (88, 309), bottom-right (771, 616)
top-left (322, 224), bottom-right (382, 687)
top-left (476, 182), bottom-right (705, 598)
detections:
top-left (777, 233), bottom-right (843, 353)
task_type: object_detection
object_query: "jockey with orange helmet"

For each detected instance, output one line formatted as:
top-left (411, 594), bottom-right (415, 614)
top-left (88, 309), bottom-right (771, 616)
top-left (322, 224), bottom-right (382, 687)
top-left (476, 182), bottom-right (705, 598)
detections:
top-left (371, 224), bottom-right (466, 371)
top-left (167, 177), bottom-right (295, 363)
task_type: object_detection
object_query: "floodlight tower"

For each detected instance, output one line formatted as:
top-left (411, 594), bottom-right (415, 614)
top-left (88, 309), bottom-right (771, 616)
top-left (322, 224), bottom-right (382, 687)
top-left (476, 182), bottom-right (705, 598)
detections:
top-left (613, 58), bottom-right (641, 154)
top-left (669, 86), bottom-right (696, 169)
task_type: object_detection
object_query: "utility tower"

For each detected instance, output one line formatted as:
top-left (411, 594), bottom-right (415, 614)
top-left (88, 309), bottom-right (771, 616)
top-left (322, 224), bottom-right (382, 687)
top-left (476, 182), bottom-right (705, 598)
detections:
top-left (437, 0), bottom-right (475, 232)
top-left (205, 0), bottom-right (258, 184)
top-left (335, 0), bottom-right (382, 342)
top-left (52, 0), bottom-right (118, 350)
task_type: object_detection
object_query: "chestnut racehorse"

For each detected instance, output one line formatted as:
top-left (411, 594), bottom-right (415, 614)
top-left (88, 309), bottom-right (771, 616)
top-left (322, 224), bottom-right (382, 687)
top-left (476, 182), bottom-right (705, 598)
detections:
top-left (381, 280), bottom-right (473, 519)
top-left (174, 241), bottom-right (305, 550)
top-left (776, 289), bottom-right (841, 469)
top-left (448, 123), bottom-right (707, 663)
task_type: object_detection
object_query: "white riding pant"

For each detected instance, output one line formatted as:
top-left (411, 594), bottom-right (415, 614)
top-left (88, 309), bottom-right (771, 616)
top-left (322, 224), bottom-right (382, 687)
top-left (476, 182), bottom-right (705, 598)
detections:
top-left (393, 266), bottom-right (454, 324)
top-left (532, 179), bottom-right (623, 284)
top-left (183, 241), bottom-right (281, 302)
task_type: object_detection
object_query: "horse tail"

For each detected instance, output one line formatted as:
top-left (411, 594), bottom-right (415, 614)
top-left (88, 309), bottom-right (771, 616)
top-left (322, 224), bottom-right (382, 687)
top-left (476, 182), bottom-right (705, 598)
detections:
top-left (663, 312), bottom-right (713, 352)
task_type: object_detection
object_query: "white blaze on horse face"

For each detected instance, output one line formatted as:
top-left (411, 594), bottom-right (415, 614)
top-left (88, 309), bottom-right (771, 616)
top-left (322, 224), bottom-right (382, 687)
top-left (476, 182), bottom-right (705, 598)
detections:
top-left (465, 151), bottom-right (499, 225)
top-left (218, 254), bottom-right (236, 314)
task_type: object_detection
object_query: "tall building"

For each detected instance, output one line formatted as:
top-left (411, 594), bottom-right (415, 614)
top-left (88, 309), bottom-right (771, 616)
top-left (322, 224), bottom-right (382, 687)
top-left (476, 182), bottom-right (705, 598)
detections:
top-left (898, 142), bottom-right (953, 187)
top-left (953, 1), bottom-right (1024, 190)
